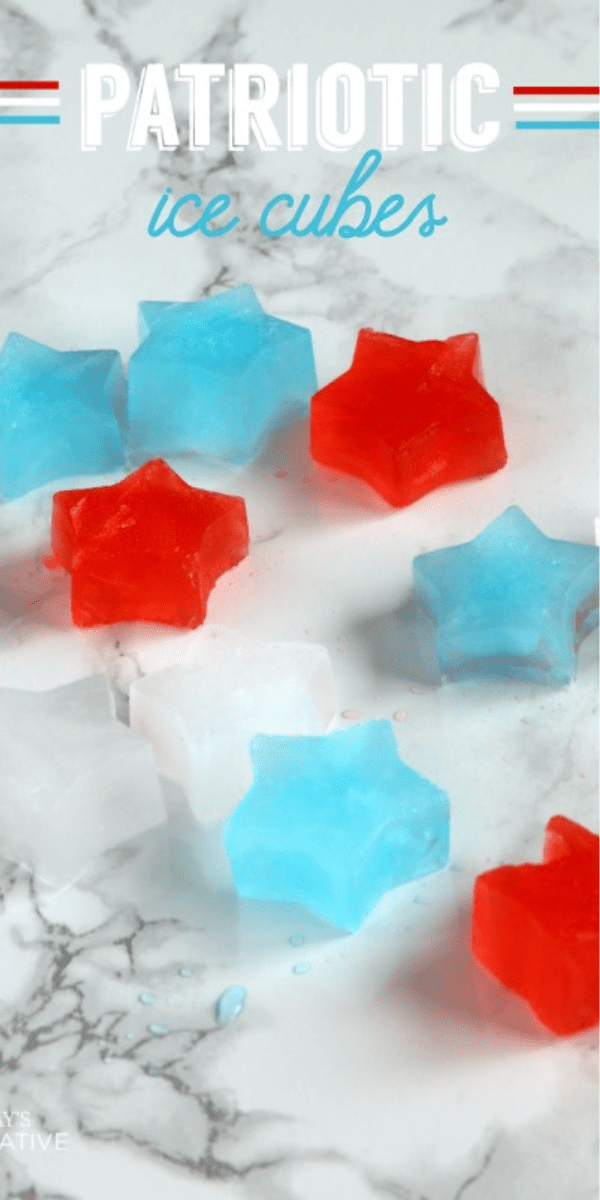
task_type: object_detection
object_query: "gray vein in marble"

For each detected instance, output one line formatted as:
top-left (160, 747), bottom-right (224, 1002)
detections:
top-left (0, 867), bottom-right (288, 1181)
top-left (445, 0), bottom-right (598, 58)
top-left (0, 3), bottom-right (52, 79)
top-left (445, 0), bottom-right (525, 31)
top-left (0, 7), bottom-right (248, 313)
top-left (80, 0), bottom-right (148, 75)
top-left (452, 1138), bottom-right (499, 1200)
top-left (252, 528), bottom-right (286, 545)
top-left (0, 191), bottom-right (142, 309)
top-left (0, 862), bottom-right (524, 1199)
top-left (0, 1155), bottom-right (78, 1200)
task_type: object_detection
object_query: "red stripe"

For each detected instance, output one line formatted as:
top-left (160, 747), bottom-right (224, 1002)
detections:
top-left (513, 86), bottom-right (599, 95)
top-left (0, 80), bottom-right (59, 90)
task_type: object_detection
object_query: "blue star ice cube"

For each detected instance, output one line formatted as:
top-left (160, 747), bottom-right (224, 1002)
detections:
top-left (223, 720), bottom-right (449, 932)
top-left (126, 285), bottom-right (317, 465)
top-left (413, 506), bottom-right (599, 686)
top-left (0, 332), bottom-right (125, 500)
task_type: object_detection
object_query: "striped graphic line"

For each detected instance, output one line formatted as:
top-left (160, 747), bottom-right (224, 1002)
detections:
top-left (514, 101), bottom-right (600, 112)
top-left (0, 79), bottom-right (59, 90)
top-left (513, 86), bottom-right (599, 95)
top-left (515, 120), bottom-right (600, 130)
top-left (0, 114), bottom-right (60, 124)
top-left (0, 96), bottom-right (60, 106)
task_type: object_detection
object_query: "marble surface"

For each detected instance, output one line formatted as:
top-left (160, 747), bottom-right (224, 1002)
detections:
top-left (0, 1), bottom-right (598, 1198)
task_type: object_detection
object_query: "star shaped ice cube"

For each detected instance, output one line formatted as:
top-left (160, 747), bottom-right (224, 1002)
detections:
top-left (413, 506), bottom-right (599, 685)
top-left (127, 285), bottom-right (317, 465)
top-left (48, 458), bottom-right (249, 628)
top-left (224, 720), bottom-right (449, 931)
top-left (310, 328), bottom-right (507, 507)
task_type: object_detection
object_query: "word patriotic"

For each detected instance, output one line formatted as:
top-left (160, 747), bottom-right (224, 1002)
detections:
top-left (81, 62), bottom-right (500, 153)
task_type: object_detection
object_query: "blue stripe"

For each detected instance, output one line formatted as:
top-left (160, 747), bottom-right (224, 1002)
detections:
top-left (0, 114), bottom-right (60, 124)
top-left (515, 120), bottom-right (599, 130)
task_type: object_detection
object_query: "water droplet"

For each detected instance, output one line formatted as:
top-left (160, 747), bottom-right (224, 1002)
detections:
top-left (178, 966), bottom-right (194, 978)
top-left (292, 961), bottom-right (311, 975)
top-left (137, 990), bottom-right (156, 1006)
top-left (148, 1023), bottom-right (170, 1037)
top-left (341, 708), bottom-right (362, 721)
top-left (288, 933), bottom-right (305, 947)
top-left (215, 985), bottom-right (247, 1026)
top-left (393, 709), bottom-right (407, 721)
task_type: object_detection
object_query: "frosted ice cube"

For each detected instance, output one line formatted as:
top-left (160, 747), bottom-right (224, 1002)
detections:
top-left (0, 675), bottom-right (165, 886)
top-left (127, 285), bottom-right (317, 466)
top-left (0, 332), bottom-right (124, 500)
top-left (224, 721), bottom-right (450, 931)
top-left (129, 627), bottom-right (336, 825)
top-left (413, 506), bottom-right (599, 686)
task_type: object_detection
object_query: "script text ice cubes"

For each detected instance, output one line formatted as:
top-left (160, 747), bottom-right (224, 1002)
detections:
top-left (127, 285), bottom-right (317, 464)
top-left (129, 627), bottom-right (336, 823)
top-left (310, 328), bottom-right (507, 507)
top-left (472, 816), bottom-right (599, 1035)
top-left (48, 459), bottom-right (249, 628)
top-left (0, 675), bottom-right (164, 886)
top-left (224, 720), bottom-right (449, 931)
top-left (413, 506), bottom-right (599, 685)
top-left (0, 332), bottom-right (125, 500)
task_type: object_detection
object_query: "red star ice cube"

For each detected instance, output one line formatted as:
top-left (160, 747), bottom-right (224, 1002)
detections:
top-left (471, 816), bottom-right (599, 1035)
top-left (310, 328), bottom-right (507, 507)
top-left (48, 458), bottom-right (249, 628)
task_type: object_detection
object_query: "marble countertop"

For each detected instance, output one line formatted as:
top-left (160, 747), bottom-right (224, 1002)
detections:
top-left (0, 2), bottom-right (597, 1198)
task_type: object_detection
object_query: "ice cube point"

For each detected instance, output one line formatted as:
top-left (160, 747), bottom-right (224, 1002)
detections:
top-left (310, 327), bottom-right (507, 507)
top-left (413, 506), bottom-right (599, 685)
top-left (223, 720), bottom-right (450, 932)
top-left (49, 458), bottom-right (249, 628)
